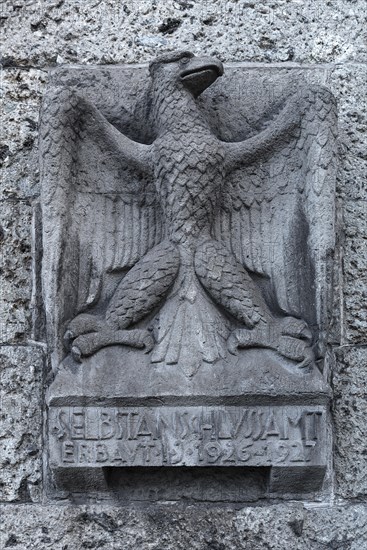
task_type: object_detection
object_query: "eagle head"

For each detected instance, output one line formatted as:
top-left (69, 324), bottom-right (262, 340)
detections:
top-left (149, 51), bottom-right (224, 97)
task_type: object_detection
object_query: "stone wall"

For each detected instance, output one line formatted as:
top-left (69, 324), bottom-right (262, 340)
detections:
top-left (1, 1), bottom-right (366, 548)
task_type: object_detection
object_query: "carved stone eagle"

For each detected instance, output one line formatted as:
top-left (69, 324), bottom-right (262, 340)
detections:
top-left (40, 51), bottom-right (337, 377)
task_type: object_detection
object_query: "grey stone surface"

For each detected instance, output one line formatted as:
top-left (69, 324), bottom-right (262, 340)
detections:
top-left (0, 201), bottom-right (33, 344)
top-left (1, 0), bottom-right (367, 544)
top-left (333, 346), bottom-right (367, 499)
top-left (343, 201), bottom-right (367, 344)
top-left (2, 0), bottom-right (367, 66)
top-left (327, 64), bottom-right (367, 345)
top-left (330, 65), bottom-right (367, 202)
top-left (41, 61), bottom-right (336, 374)
top-left (48, 404), bottom-right (328, 495)
top-left (0, 69), bottom-right (46, 200)
top-left (0, 345), bottom-right (44, 502)
top-left (41, 56), bottom-right (336, 496)
top-left (49, 346), bottom-right (330, 405)
top-left (1, 502), bottom-right (367, 549)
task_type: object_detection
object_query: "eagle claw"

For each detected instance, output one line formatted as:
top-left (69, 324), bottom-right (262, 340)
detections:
top-left (69, 328), bottom-right (154, 361)
top-left (227, 316), bottom-right (314, 370)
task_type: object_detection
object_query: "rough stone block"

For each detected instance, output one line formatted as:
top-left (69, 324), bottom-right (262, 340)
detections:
top-left (0, 345), bottom-right (44, 502)
top-left (2, 1), bottom-right (366, 66)
top-left (0, 201), bottom-right (33, 344)
top-left (343, 200), bottom-right (367, 344)
top-left (0, 503), bottom-right (366, 549)
top-left (1, 69), bottom-right (47, 200)
top-left (333, 346), bottom-right (367, 499)
top-left (330, 64), bottom-right (367, 201)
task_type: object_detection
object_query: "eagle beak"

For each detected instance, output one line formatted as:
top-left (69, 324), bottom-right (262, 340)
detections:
top-left (180, 56), bottom-right (224, 97)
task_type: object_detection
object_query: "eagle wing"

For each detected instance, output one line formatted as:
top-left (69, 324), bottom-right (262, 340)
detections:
top-left (210, 82), bottom-right (337, 351)
top-left (40, 86), bottom-right (163, 367)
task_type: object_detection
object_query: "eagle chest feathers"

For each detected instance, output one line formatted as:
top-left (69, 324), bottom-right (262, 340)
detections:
top-left (153, 130), bottom-right (225, 243)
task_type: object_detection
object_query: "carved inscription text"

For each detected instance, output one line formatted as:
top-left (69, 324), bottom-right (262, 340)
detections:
top-left (49, 406), bottom-right (326, 468)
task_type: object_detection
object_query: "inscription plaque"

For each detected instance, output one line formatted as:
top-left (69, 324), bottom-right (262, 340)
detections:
top-left (51, 405), bottom-right (325, 467)
top-left (41, 52), bottom-right (337, 498)
top-left (49, 404), bottom-right (328, 493)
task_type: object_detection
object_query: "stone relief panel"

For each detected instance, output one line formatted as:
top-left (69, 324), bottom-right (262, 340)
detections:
top-left (40, 52), bottom-right (337, 498)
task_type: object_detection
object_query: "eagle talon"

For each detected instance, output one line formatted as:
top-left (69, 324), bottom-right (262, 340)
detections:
top-left (63, 329), bottom-right (74, 350)
top-left (227, 329), bottom-right (249, 355)
top-left (227, 334), bottom-right (239, 355)
top-left (296, 348), bottom-right (314, 370)
top-left (143, 335), bottom-right (154, 354)
top-left (280, 317), bottom-right (313, 344)
top-left (277, 335), bottom-right (315, 370)
top-left (68, 328), bottom-right (155, 360)
top-left (71, 345), bottom-right (82, 363)
top-left (65, 313), bottom-right (105, 342)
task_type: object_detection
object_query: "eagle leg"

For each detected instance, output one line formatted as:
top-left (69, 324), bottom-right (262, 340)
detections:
top-left (194, 238), bottom-right (268, 327)
top-left (194, 239), bottom-right (314, 368)
top-left (106, 239), bottom-right (180, 329)
top-left (65, 240), bottom-right (180, 360)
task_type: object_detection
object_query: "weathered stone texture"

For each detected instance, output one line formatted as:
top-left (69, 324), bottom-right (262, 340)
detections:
top-left (0, 69), bottom-right (46, 200)
top-left (1, 503), bottom-right (367, 549)
top-left (327, 64), bottom-right (367, 345)
top-left (0, 202), bottom-right (33, 344)
top-left (333, 346), bottom-right (367, 499)
top-left (331, 65), bottom-right (367, 202)
top-left (1, 0), bottom-right (367, 545)
top-left (343, 201), bottom-right (367, 344)
top-left (0, 346), bottom-right (44, 502)
top-left (1, 0), bottom-right (367, 66)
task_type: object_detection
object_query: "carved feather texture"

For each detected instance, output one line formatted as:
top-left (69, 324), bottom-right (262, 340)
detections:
top-left (40, 86), bottom-right (163, 359)
top-left (213, 85), bottom-right (337, 330)
top-left (41, 71), bottom-right (337, 367)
